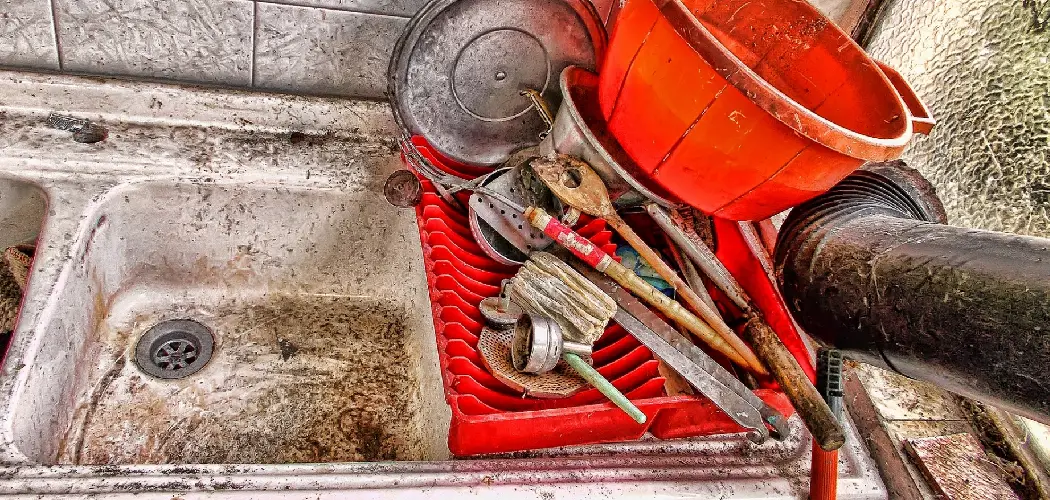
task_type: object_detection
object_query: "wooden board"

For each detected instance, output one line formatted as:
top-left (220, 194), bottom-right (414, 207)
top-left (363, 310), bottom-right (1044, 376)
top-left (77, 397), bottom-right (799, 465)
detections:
top-left (905, 433), bottom-right (1018, 500)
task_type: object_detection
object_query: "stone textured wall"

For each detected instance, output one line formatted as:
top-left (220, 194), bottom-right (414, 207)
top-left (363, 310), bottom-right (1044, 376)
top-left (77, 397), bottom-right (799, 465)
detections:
top-left (866, 0), bottom-right (1050, 236)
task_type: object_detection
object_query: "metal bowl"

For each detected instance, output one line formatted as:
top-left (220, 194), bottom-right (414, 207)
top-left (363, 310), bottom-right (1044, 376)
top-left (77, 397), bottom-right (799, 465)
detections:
top-left (546, 66), bottom-right (679, 208)
top-left (389, 0), bottom-right (607, 167)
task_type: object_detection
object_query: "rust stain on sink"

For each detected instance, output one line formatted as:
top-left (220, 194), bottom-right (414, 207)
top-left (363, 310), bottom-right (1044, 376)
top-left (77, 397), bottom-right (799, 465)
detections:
top-left (60, 294), bottom-right (434, 465)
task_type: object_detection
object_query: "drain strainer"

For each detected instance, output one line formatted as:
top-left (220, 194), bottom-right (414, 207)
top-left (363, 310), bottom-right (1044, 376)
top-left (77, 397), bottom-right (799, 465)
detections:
top-left (135, 319), bottom-right (214, 379)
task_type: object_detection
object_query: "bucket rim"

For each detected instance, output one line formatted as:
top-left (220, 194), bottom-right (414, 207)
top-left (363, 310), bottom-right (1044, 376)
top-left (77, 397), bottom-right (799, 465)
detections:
top-left (654, 0), bottom-right (914, 161)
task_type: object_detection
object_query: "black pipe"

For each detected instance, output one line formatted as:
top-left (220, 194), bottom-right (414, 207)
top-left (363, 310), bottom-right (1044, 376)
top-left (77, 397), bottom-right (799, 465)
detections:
top-left (775, 161), bottom-right (1050, 425)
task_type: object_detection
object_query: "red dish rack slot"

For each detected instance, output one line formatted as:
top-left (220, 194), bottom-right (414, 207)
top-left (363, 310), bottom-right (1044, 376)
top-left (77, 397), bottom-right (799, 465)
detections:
top-left (406, 138), bottom-right (798, 456)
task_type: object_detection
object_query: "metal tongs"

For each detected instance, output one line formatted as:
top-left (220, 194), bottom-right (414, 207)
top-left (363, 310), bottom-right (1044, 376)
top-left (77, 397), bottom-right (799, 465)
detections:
top-left (397, 89), bottom-right (556, 207)
top-left (569, 262), bottom-right (790, 443)
top-left (398, 135), bottom-right (497, 206)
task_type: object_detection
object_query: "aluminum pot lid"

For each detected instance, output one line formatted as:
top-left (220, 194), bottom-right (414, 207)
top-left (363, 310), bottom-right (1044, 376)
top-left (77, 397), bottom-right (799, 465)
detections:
top-left (390, 0), bottom-right (606, 166)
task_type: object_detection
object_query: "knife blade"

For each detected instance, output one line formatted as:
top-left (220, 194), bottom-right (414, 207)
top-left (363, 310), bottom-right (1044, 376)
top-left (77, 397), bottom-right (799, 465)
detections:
top-left (570, 260), bottom-right (789, 441)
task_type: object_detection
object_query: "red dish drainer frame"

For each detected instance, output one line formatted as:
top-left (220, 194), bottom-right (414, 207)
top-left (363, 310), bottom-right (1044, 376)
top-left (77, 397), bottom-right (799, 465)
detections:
top-left (405, 137), bottom-right (809, 456)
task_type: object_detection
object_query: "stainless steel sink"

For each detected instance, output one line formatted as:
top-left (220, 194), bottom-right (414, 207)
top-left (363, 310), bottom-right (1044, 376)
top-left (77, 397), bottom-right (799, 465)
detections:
top-left (0, 70), bottom-right (886, 498)
top-left (27, 181), bottom-right (448, 465)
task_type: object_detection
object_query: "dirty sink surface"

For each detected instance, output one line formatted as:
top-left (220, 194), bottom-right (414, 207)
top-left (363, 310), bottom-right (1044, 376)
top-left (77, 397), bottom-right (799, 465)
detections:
top-left (0, 70), bottom-right (886, 498)
top-left (27, 178), bottom-right (449, 466)
top-left (0, 95), bottom-right (449, 466)
top-left (65, 294), bottom-right (425, 464)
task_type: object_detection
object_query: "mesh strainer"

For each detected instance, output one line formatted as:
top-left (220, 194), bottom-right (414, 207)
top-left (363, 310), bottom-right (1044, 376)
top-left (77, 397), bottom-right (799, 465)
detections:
top-left (478, 326), bottom-right (586, 399)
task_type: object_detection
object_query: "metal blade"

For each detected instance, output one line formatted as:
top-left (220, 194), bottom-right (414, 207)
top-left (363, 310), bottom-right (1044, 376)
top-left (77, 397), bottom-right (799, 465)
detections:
top-left (570, 261), bottom-right (789, 441)
top-left (611, 310), bottom-right (770, 442)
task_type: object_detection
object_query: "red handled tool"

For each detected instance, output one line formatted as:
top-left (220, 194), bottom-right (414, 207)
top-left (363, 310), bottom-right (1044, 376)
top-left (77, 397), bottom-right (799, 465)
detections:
top-left (470, 181), bottom-right (752, 370)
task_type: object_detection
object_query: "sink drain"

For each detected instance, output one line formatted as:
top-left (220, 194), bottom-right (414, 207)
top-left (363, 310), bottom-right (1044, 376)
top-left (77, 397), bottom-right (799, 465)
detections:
top-left (135, 319), bottom-right (214, 379)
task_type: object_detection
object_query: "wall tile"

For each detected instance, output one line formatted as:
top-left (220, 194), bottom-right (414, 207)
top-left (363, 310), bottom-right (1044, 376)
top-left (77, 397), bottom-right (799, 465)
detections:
top-left (4, 0), bottom-right (613, 98)
top-left (0, 0), bottom-right (59, 70)
top-left (53, 0), bottom-right (253, 86)
top-left (258, 0), bottom-right (426, 18)
top-left (253, 3), bottom-right (407, 99)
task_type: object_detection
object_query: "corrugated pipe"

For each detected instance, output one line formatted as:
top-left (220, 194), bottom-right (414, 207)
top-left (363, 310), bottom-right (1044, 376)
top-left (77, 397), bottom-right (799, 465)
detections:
top-left (775, 161), bottom-right (1050, 425)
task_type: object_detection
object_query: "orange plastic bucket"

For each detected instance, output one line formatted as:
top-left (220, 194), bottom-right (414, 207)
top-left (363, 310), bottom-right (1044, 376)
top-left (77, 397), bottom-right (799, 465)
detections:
top-left (599, 0), bottom-right (932, 220)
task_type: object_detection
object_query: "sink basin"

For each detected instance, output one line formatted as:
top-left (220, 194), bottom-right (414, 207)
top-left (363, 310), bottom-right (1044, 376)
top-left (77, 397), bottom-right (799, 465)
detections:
top-left (0, 70), bottom-right (886, 498)
top-left (29, 182), bottom-right (449, 465)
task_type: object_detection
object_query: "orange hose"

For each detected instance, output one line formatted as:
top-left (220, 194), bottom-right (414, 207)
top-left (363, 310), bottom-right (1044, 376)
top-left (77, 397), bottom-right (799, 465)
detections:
top-left (809, 441), bottom-right (839, 500)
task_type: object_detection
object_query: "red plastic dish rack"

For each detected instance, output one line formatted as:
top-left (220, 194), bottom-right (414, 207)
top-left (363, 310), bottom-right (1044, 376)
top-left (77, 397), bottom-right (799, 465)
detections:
top-left (405, 137), bottom-right (808, 456)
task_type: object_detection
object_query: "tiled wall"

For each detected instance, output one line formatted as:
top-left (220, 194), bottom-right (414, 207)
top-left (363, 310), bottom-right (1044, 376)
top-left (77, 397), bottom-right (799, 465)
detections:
top-left (1, 0), bottom-right (850, 100)
top-left (0, 0), bottom-right (425, 99)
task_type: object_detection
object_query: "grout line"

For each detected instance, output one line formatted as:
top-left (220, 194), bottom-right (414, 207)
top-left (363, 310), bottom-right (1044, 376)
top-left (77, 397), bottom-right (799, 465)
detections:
top-left (48, 0), bottom-right (64, 71)
top-left (253, 0), bottom-right (413, 19)
top-left (250, 1), bottom-right (259, 87)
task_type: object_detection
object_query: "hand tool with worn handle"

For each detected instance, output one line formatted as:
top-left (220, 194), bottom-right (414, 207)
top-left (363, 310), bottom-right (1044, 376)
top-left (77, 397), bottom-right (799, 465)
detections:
top-left (647, 204), bottom-right (846, 451)
top-left (529, 155), bottom-right (765, 375)
top-left (469, 184), bottom-right (754, 372)
top-left (571, 261), bottom-right (789, 443)
top-left (523, 206), bottom-right (755, 372)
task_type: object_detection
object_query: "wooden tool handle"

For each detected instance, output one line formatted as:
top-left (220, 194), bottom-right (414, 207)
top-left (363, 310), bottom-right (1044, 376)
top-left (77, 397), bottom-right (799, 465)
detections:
top-left (742, 313), bottom-right (845, 451)
top-left (525, 207), bottom-right (750, 369)
top-left (609, 215), bottom-right (766, 375)
top-left (603, 261), bottom-right (750, 369)
top-left (525, 207), bottom-right (611, 267)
